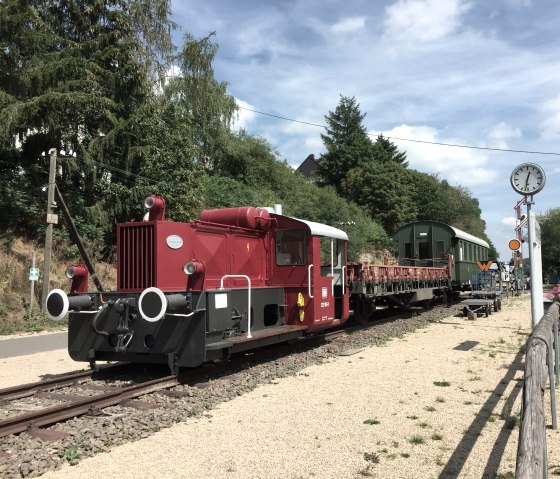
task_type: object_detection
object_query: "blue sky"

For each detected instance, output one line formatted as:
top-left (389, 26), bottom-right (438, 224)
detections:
top-left (171, 0), bottom-right (560, 262)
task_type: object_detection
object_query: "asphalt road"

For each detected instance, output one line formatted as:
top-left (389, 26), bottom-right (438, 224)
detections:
top-left (0, 331), bottom-right (67, 358)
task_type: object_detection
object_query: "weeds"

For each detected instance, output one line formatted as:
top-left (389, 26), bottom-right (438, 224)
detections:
top-left (425, 406), bottom-right (436, 412)
top-left (363, 452), bottom-right (380, 463)
top-left (549, 465), bottom-right (560, 476)
top-left (363, 418), bottom-right (380, 425)
top-left (431, 433), bottom-right (443, 441)
top-left (495, 472), bottom-right (514, 479)
top-left (358, 465), bottom-right (374, 477)
top-left (62, 446), bottom-right (79, 463)
top-left (409, 435), bottom-right (425, 445)
top-left (433, 381), bottom-right (451, 387)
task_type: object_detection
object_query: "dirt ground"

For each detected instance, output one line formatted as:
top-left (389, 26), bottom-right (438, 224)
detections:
top-left (2, 294), bottom-right (559, 478)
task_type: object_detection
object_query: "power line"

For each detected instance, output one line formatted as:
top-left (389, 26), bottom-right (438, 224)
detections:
top-left (238, 106), bottom-right (560, 157)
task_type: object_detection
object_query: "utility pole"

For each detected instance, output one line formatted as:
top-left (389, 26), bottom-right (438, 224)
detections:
top-left (41, 149), bottom-right (58, 310)
top-left (29, 250), bottom-right (36, 311)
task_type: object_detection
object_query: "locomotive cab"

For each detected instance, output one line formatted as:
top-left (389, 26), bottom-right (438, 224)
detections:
top-left (270, 215), bottom-right (350, 331)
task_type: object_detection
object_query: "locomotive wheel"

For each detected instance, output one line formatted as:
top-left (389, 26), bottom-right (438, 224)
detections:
top-left (485, 306), bottom-right (489, 317)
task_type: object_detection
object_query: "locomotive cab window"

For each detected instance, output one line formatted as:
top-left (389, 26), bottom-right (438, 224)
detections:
top-left (320, 236), bottom-right (338, 267)
top-left (275, 230), bottom-right (307, 266)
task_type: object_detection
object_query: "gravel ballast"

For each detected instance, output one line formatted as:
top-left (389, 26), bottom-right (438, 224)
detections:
top-left (1, 295), bottom-right (559, 478)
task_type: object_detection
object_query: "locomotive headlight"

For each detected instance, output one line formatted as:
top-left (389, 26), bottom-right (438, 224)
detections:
top-left (183, 260), bottom-right (205, 276)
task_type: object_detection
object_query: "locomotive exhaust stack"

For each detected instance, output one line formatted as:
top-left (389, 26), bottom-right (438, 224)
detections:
top-left (144, 195), bottom-right (166, 221)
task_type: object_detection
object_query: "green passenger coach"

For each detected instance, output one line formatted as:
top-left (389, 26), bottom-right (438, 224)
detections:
top-left (393, 221), bottom-right (490, 291)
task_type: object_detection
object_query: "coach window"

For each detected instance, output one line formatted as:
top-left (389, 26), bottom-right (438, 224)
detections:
top-left (459, 241), bottom-right (464, 261)
top-left (276, 230), bottom-right (307, 266)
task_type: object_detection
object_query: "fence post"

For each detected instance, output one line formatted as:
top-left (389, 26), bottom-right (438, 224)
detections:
top-left (516, 302), bottom-right (559, 478)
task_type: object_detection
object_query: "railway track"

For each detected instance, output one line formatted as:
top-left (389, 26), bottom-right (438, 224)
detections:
top-left (0, 365), bottom-right (182, 439)
top-left (0, 301), bottom-right (462, 478)
top-left (0, 302), bottom-right (455, 441)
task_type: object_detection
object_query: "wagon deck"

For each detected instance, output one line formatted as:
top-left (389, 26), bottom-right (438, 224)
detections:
top-left (461, 290), bottom-right (502, 320)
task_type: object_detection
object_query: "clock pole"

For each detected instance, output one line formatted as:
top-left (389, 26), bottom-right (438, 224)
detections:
top-left (526, 195), bottom-right (544, 327)
top-left (510, 163), bottom-right (546, 328)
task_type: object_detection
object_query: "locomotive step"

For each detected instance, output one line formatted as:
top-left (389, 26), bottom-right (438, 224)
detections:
top-left (208, 325), bottom-right (308, 354)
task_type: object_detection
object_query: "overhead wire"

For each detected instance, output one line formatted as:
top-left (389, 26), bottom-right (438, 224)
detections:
top-left (238, 106), bottom-right (560, 157)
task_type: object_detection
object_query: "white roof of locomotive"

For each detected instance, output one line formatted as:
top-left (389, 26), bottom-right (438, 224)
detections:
top-left (292, 218), bottom-right (349, 240)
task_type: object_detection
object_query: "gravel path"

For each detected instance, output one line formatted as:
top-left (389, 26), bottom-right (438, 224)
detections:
top-left (2, 295), bottom-right (559, 478)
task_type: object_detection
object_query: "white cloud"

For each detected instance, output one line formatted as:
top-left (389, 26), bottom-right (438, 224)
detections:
top-left (232, 99), bottom-right (257, 130)
top-left (505, 0), bottom-right (532, 8)
top-left (502, 217), bottom-right (517, 227)
top-left (382, 0), bottom-right (472, 44)
top-left (540, 95), bottom-right (560, 140)
top-left (331, 16), bottom-right (367, 34)
top-left (376, 124), bottom-right (496, 187)
top-left (485, 122), bottom-right (522, 149)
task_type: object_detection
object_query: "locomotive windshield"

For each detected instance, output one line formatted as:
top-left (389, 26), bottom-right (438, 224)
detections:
top-left (275, 230), bottom-right (307, 266)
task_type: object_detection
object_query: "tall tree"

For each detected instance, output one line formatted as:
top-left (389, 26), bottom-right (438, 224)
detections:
top-left (372, 135), bottom-right (408, 167)
top-left (318, 95), bottom-right (375, 191)
top-left (0, 0), bottom-right (174, 237)
top-left (539, 208), bottom-right (560, 280)
top-left (166, 32), bottom-right (238, 170)
top-left (342, 161), bottom-right (418, 234)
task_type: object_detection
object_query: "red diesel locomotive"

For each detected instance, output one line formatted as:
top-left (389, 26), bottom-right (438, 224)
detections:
top-left (46, 196), bottom-right (452, 373)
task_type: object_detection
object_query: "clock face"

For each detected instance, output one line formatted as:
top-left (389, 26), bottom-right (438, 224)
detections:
top-left (511, 163), bottom-right (546, 195)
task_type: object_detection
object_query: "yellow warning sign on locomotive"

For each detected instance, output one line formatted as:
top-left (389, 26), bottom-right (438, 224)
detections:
top-left (297, 293), bottom-right (305, 322)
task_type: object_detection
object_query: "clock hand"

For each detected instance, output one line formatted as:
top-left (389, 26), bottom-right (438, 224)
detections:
top-left (525, 172), bottom-right (530, 188)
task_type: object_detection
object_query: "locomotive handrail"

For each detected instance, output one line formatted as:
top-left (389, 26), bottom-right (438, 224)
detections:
top-left (342, 266), bottom-right (346, 295)
top-left (220, 275), bottom-right (252, 339)
top-left (331, 238), bottom-right (334, 296)
top-left (308, 265), bottom-right (314, 299)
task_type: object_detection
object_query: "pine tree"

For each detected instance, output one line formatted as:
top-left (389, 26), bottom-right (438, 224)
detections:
top-left (372, 135), bottom-right (408, 167)
top-left (0, 0), bottom-right (175, 237)
top-left (318, 95), bottom-right (375, 191)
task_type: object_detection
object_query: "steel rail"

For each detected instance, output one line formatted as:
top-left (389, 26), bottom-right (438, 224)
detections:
top-left (0, 370), bottom-right (94, 402)
top-left (0, 375), bottom-right (180, 438)
top-left (0, 363), bottom-right (129, 402)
